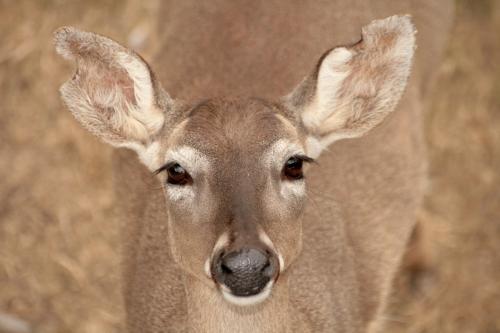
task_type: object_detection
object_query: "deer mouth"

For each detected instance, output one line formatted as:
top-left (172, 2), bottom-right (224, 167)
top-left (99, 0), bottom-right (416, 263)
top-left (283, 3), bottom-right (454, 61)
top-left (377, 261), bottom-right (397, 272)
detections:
top-left (219, 280), bottom-right (274, 306)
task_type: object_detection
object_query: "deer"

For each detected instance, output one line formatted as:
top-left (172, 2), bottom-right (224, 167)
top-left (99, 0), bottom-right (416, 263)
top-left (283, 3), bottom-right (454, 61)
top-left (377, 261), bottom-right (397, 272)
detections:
top-left (53, 1), bottom-right (453, 332)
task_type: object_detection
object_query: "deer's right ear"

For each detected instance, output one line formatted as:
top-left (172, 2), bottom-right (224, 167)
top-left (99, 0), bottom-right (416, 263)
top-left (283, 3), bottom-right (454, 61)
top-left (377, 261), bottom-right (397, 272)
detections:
top-left (54, 27), bottom-right (173, 160)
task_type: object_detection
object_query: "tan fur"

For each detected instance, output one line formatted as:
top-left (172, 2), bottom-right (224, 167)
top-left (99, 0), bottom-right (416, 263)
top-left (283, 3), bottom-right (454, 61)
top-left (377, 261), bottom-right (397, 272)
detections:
top-left (55, 1), bottom-right (454, 332)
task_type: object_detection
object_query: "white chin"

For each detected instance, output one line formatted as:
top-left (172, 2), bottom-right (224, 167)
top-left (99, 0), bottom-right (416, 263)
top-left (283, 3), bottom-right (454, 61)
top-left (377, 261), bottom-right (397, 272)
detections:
top-left (221, 282), bottom-right (273, 306)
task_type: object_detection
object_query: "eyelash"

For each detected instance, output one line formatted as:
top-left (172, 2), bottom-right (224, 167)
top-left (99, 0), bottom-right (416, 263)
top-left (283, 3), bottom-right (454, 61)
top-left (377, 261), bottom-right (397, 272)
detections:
top-left (292, 155), bottom-right (315, 164)
top-left (282, 154), bottom-right (314, 181)
top-left (153, 162), bottom-right (173, 175)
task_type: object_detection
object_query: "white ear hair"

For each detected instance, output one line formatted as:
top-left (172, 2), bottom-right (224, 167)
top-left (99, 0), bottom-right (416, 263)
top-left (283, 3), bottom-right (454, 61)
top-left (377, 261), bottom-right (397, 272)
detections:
top-left (287, 15), bottom-right (416, 156)
top-left (302, 47), bottom-right (354, 132)
top-left (115, 52), bottom-right (154, 112)
top-left (54, 26), bottom-right (168, 157)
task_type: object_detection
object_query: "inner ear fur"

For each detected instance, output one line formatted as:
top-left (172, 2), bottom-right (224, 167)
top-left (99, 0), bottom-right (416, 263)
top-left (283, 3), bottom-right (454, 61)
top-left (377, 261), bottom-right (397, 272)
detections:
top-left (54, 26), bottom-right (169, 148)
top-left (286, 15), bottom-right (417, 149)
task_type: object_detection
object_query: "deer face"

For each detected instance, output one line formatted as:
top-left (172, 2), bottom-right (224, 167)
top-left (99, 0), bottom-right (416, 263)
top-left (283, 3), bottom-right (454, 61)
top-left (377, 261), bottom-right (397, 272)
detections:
top-left (156, 99), bottom-right (311, 304)
top-left (54, 15), bottom-right (416, 305)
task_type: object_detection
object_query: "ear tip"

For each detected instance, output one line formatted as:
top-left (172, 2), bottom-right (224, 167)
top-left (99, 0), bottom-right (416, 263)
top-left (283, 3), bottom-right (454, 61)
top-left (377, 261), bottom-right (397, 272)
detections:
top-left (391, 15), bottom-right (417, 36)
top-left (53, 26), bottom-right (82, 59)
top-left (363, 15), bottom-right (417, 39)
top-left (54, 26), bottom-right (127, 62)
top-left (362, 15), bottom-right (417, 55)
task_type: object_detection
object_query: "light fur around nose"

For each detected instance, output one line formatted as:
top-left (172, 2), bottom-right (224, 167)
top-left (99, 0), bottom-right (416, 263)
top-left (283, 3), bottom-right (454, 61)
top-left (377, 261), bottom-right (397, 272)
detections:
top-left (221, 281), bottom-right (274, 306)
top-left (206, 232), bottom-right (231, 279)
top-left (257, 226), bottom-right (285, 272)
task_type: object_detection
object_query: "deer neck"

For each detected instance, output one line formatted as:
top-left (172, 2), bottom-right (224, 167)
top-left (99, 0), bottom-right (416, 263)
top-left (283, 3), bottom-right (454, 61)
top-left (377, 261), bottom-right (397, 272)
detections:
top-left (183, 274), bottom-right (291, 333)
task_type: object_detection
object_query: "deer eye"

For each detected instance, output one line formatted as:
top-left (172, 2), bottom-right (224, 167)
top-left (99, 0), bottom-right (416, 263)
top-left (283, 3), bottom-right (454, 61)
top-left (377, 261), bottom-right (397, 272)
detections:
top-left (282, 156), bottom-right (304, 180)
top-left (166, 163), bottom-right (192, 185)
top-left (281, 155), bottom-right (314, 181)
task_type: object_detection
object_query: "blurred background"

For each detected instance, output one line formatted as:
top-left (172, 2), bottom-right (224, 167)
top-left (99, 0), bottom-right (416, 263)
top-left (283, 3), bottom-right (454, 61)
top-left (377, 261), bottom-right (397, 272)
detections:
top-left (0, 0), bottom-right (499, 332)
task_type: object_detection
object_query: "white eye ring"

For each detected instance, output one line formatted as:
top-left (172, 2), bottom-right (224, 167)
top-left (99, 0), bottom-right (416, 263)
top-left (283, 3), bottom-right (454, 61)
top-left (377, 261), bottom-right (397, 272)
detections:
top-left (166, 184), bottom-right (195, 202)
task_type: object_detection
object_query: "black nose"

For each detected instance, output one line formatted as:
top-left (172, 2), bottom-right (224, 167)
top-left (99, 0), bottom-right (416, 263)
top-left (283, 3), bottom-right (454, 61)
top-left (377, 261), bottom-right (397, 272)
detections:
top-left (214, 248), bottom-right (275, 296)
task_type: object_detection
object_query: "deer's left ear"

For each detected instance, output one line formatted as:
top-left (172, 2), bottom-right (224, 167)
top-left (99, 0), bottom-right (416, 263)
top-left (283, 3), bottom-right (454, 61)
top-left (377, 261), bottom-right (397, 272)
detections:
top-left (284, 15), bottom-right (416, 157)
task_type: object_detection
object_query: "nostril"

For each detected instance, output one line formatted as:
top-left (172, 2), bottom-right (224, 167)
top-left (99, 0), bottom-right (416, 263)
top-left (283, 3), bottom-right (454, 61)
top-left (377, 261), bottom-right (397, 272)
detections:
top-left (221, 262), bottom-right (233, 275)
top-left (261, 260), bottom-right (273, 277)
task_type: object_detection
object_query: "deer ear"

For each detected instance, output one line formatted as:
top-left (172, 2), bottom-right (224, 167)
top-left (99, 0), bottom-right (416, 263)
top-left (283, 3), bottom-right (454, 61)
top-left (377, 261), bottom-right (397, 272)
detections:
top-left (285, 15), bottom-right (416, 157)
top-left (54, 27), bottom-right (173, 154)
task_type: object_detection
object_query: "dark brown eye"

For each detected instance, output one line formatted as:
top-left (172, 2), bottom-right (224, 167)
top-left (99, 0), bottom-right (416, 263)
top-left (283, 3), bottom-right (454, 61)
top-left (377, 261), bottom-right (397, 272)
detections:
top-left (282, 156), bottom-right (304, 180)
top-left (166, 163), bottom-right (192, 185)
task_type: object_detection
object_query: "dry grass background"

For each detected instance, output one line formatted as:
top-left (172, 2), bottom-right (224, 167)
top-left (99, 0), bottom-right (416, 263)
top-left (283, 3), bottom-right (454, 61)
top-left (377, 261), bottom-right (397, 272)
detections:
top-left (0, 0), bottom-right (498, 332)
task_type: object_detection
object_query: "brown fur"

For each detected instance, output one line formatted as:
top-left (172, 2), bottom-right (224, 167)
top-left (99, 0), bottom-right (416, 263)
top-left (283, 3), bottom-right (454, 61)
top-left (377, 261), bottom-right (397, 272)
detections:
top-left (55, 1), bottom-right (454, 332)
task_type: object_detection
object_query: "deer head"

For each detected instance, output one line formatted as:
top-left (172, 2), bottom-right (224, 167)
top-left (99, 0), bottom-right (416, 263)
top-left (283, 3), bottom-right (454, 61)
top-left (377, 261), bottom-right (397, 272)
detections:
top-left (54, 15), bottom-right (415, 306)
